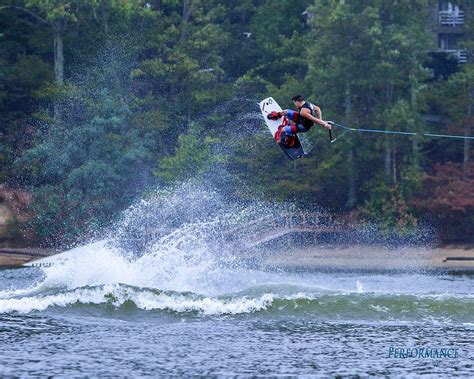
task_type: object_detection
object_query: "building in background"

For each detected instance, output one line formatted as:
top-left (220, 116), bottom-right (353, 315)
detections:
top-left (432, 1), bottom-right (468, 63)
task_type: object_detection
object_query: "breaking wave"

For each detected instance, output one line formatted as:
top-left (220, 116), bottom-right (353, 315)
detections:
top-left (1, 282), bottom-right (473, 324)
top-left (1, 182), bottom-right (470, 324)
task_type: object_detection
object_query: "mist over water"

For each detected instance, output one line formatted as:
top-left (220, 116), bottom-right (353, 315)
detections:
top-left (0, 181), bottom-right (471, 321)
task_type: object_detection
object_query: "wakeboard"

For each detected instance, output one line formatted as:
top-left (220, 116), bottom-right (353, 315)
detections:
top-left (259, 97), bottom-right (306, 160)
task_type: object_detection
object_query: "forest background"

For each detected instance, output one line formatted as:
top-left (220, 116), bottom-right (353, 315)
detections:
top-left (0, 0), bottom-right (473, 247)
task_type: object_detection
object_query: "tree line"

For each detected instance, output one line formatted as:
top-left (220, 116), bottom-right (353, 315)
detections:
top-left (0, 0), bottom-right (473, 245)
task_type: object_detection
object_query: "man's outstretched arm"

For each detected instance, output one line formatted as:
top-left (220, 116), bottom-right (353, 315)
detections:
top-left (300, 108), bottom-right (331, 129)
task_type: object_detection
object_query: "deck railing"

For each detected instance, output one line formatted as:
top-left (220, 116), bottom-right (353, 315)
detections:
top-left (439, 10), bottom-right (464, 26)
top-left (443, 49), bottom-right (468, 64)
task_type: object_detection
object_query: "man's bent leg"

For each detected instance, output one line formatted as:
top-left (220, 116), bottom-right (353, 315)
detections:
top-left (284, 123), bottom-right (308, 136)
top-left (286, 110), bottom-right (299, 123)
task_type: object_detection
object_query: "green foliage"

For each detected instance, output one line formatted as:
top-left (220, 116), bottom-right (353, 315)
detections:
top-left (25, 0), bottom-right (78, 22)
top-left (1, 0), bottom-right (473, 244)
top-left (360, 184), bottom-right (417, 234)
top-left (15, 90), bottom-right (155, 243)
top-left (136, 0), bottom-right (233, 119)
top-left (438, 64), bottom-right (474, 124)
top-left (304, 0), bottom-right (435, 219)
top-left (156, 123), bottom-right (222, 183)
top-left (360, 165), bottom-right (424, 234)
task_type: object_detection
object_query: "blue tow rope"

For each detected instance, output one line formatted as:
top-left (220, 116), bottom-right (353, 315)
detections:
top-left (328, 121), bottom-right (474, 143)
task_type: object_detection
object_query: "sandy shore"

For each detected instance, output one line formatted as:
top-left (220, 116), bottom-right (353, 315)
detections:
top-left (0, 248), bottom-right (56, 267)
top-left (1, 245), bottom-right (474, 273)
top-left (261, 244), bottom-right (474, 274)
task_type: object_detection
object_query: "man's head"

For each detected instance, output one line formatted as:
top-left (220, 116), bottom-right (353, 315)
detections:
top-left (292, 95), bottom-right (305, 108)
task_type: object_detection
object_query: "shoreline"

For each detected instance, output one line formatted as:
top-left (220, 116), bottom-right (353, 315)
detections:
top-left (1, 244), bottom-right (474, 273)
top-left (260, 244), bottom-right (474, 274)
top-left (0, 247), bottom-right (57, 267)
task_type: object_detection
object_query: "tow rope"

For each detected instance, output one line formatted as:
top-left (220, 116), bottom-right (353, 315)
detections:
top-left (328, 121), bottom-right (474, 143)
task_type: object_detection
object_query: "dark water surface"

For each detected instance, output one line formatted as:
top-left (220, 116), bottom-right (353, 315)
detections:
top-left (0, 261), bottom-right (473, 377)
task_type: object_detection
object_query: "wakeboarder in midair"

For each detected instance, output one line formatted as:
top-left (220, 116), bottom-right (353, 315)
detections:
top-left (267, 95), bottom-right (332, 146)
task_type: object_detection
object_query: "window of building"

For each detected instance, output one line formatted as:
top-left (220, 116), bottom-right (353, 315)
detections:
top-left (439, 34), bottom-right (458, 50)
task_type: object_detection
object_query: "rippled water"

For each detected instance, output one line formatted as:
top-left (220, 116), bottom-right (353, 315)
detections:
top-left (1, 262), bottom-right (473, 376)
top-left (1, 185), bottom-right (473, 376)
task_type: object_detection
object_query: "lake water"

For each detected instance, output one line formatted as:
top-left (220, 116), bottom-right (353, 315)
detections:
top-left (1, 186), bottom-right (473, 376)
top-left (1, 255), bottom-right (473, 377)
